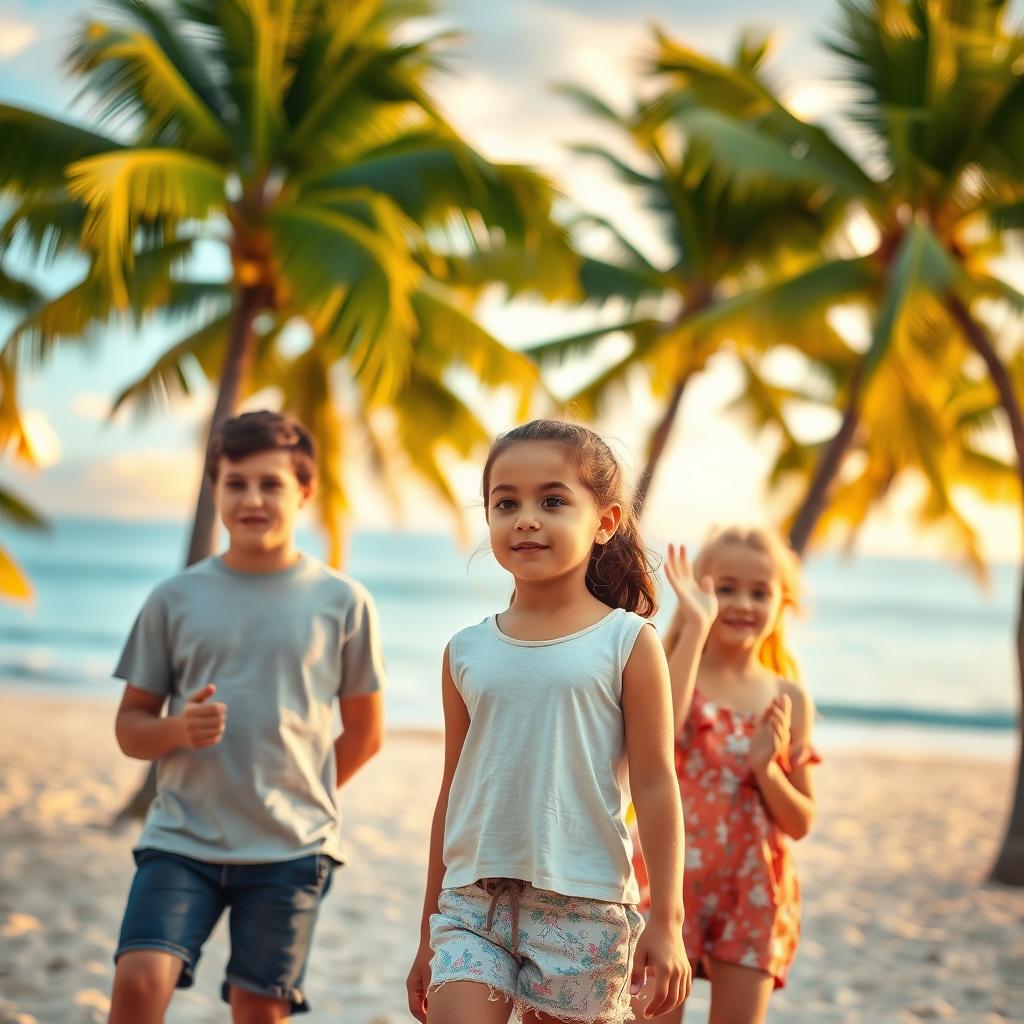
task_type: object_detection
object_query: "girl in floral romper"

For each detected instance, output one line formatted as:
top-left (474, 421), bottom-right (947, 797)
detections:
top-left (634, 527), bottom-right (819, 1023)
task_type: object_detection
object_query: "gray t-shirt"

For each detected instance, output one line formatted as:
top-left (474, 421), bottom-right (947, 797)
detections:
top-left (114, 554), bottom-right (386, 864)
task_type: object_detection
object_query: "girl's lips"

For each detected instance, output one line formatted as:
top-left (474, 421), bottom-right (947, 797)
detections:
top-left (512, 543), bottom-right (547, 551)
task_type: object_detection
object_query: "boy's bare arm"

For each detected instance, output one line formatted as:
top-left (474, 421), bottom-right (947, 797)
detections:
top-left (115, 683), bottom-right (226, 760)
top-left (334, 691), bottom-right (385, 787)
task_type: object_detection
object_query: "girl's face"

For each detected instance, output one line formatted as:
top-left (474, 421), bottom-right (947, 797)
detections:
top-left (705, 542), bottom-right (784, 652)
top-left (486, 441), bottom-right (619, 585)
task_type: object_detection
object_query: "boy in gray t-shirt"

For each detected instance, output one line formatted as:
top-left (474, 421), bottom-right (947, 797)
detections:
top-left (108, 411), bottom-right (387, 1023)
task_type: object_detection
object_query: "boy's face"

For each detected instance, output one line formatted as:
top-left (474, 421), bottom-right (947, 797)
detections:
top-left (213, 450), bottom-right (311, 552)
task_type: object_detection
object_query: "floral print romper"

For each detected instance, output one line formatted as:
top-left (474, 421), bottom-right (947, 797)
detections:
top-left (633, 689), bottom-right (819, 988)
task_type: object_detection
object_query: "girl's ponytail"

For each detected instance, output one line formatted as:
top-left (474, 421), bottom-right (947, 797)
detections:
top-left (587, 511), bottom-right (657, 618)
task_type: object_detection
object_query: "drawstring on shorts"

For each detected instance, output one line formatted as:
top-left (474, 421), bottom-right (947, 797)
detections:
top-left (479, 878), bottom-right (526, 956)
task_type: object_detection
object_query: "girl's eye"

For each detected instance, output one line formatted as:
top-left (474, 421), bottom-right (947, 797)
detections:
top-left (226, 481), bottom-right (244, 490)
top-left (752, 589), bottom-right (769, 601)
top-left (716, 584), bottom-right (734, 595)
top-left (541, 496), bottom-right (567, 508)
top-left (494, 499), bottom-right (517, 512)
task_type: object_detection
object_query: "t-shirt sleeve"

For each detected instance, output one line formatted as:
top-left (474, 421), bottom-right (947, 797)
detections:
top-left (339, 584), bottom-right (387, 699)
top-left (113, 588), bottom-right (172, 697)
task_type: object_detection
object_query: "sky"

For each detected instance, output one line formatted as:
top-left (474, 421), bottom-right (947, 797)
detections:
top-left (0, 0), bottom-right (1021, 562)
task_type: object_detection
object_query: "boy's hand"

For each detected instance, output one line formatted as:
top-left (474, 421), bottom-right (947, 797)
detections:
top-left (405, 941), bottom-right (433, 1023)
top-left (180, 684), bottom-right (227, 749)
top-left (631, 921), bottom-right (691, 1018)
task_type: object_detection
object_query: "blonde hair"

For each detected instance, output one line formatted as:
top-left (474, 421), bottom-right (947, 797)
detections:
top-left (693, 525), bottom-right (803, 680)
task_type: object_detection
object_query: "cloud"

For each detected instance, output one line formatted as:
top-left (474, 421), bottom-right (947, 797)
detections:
top-left (0, 21), bottom-right (38, 60)
top-left (13, 448), bottom-right (203, 520)
top-left (70, 392), bottom-right (113, 422)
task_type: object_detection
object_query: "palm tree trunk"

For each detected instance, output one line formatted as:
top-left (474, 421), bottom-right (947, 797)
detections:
top-left (185, 285), bottom-right (263, 566)
top-left (788, 360), bottom-right (867, 557)
top-left (947, 294), bottom-right (1024, 886)
top-left (634, 375), bottom-right (690, 515)
top-left (115, 286), bottom-right (263, 825)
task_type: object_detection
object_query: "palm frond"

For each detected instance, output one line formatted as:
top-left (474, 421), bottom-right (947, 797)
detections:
top-left (66, 149), bottom-right (226, 305)
top-left (0, 105), bottom-right (122, 198)
top-left (111, 312), bottom-right (229, 416)
top-left (411, 282), bottom-right (543, 418)
top-left (67, 7), bottom-right (231, 151)
top-left (0, 547), bottom-right (33, 601)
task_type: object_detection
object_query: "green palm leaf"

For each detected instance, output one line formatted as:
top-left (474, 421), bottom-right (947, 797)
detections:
top-left (411, 283), bottom-right (543, 417)
top-left (66, 150), bottom-right (226, 304)
top-left (111, 312), bottom-right (230, 415)
top-left (0, 106), bottom-right (122, 196)
top-left (68, 5), bottom-right (231, 151)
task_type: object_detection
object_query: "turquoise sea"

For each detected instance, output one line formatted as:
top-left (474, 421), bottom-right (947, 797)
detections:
top-left (0, 517), bottom-right (1019, 756)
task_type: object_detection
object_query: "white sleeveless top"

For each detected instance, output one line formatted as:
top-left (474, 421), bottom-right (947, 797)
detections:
top-left (442, 607), bottom-right (650, 903)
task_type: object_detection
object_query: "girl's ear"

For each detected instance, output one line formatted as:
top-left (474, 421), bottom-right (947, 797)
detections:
top-left (595, 503), bottom-right (622, 544)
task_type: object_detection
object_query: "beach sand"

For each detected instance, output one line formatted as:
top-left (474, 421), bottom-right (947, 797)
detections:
top-left (0, 692), bottom-right (1021, 1024)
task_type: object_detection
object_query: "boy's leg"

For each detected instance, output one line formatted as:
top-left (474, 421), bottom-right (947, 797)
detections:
top-left (222, 854), bottom-right (335, 1016)
top-left (229, 987), bottom-right (292, 1023)
top-left (426, 981), bottom-right (514, 1024)
top-left (109, 951), bottom-right (182, 1024)
top-left (110, 850), bottom-right (226, 1024)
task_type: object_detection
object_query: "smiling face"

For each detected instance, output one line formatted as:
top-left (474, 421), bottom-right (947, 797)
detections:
top-left (214, 449), bottom-right (311, 554)
top-left (705, 541), bottom-right (784, 654)
top-left (485, 440), bottom-right (620, 585)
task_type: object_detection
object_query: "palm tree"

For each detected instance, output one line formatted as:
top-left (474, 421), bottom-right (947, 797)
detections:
top-left (650, 0), bottom-right (1024, 882)
top-left (0, 0), bottom-right (573, 822)
top-left (0, 344), bottom-right (49, 599)
top-left (107, 273), bottom-right (545, 563)
top-left (522, 32), bottom-right (847, 512)
top-left (0, 0), bottom-right (569, 567)
top-left (741, 320), bottom-right (1019, 579)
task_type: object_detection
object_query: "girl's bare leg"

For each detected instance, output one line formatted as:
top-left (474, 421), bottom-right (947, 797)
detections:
top-left (427, 980), bottom-right (514, 1024)
top-left (706, 958), bottom-right (773, 1024)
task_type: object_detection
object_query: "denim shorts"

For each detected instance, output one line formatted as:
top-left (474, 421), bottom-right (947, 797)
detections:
top-left (115, 848), bottom-right (335, 1014)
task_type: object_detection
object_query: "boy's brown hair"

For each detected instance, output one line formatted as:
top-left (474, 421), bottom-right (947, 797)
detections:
top-left (205, 411), bottom-right (317, 487)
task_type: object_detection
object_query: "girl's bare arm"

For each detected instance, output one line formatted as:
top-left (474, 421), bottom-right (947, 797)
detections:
top-left (407, 645), bottom-right (470, 1022)
top-left (623, 625), bottom-right (689, 1018)
top-left (753, 682), bottom-right (817, 839)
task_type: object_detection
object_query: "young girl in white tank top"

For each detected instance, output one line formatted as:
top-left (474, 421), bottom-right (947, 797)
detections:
top-left (407, 420), bottom-right (713, 1024)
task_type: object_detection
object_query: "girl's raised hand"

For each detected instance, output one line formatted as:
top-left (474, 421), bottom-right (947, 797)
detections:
top-left (665, 543), bottom-right (717, 630)
top-left (751, 693), bottom-right (792, 774)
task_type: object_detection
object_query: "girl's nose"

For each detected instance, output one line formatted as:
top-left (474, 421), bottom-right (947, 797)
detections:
top-left (515, 514), bottom-right (540, 531)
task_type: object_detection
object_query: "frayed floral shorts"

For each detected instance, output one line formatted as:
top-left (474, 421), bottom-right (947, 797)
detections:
top-left (428, 879), bottom-right (644, 1024)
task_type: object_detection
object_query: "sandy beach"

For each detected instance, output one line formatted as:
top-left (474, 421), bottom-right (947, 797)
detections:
top-left (0, 692), bottom-right (1022, 1024)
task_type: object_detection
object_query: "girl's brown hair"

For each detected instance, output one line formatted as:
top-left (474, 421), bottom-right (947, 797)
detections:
top-left (693, 525), bottom-right (803, 679)
top-left (481, 419), bottom-right (658, 618)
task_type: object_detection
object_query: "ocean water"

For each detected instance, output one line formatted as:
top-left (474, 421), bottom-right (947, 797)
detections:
top-left (0, 517), bottom-right (1019, 755)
